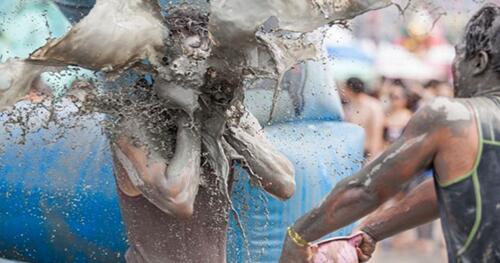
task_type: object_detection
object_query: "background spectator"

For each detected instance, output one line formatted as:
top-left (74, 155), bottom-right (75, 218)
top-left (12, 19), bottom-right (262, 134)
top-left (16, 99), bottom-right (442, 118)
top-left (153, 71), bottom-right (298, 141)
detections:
top-left (342, 77), bottom-right (385, 160)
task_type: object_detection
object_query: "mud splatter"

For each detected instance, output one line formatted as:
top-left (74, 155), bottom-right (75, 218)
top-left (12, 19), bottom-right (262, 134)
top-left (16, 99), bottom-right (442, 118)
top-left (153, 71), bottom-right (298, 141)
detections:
top-left (0, 0), bottom-right (392, 218)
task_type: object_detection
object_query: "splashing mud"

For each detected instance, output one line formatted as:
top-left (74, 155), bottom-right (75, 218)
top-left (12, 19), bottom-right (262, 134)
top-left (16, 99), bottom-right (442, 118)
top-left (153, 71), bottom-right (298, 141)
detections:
top-left (0, 0), bottom-right (391, 217)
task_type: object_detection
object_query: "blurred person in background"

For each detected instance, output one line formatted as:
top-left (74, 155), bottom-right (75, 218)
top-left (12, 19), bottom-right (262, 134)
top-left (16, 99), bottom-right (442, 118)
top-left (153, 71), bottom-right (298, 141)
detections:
top-left (383, 80), bottom-right (412, 146)
top-left (417, 80), bottom-right (443, 107)
top-left (371, 77), bottom-right (391, 111)
top-left (342, 77), bottom-right (385, 160)
top-left (435, 81), bottom-right (454, 98)
top-left (416, 80), bottom-right (455, 109)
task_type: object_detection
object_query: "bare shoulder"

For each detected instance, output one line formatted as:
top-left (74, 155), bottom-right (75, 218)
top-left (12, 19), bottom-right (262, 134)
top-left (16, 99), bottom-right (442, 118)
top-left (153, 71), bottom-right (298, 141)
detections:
top-left (362, 94), bottom-right (384, 115)
top-left (406, 97), bottom-right (474, 136)
top-left (363, 95), bottom-right (383, 109)
top-left (426, 97), bottom-right (472, 122)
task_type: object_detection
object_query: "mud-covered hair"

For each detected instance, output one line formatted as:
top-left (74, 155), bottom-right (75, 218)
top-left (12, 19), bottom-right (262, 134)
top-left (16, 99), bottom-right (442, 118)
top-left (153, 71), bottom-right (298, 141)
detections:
top-left (165, 5), bottom-right (209, 39)
top-left (464, 4), bottom-right (500, 72)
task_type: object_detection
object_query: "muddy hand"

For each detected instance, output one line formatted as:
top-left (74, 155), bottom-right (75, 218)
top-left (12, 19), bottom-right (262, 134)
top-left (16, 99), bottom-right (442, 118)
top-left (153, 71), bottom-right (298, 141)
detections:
top-left (115, 112), bottom-right (201, 218)
top-left (355, 232), bottom-right (376, 262)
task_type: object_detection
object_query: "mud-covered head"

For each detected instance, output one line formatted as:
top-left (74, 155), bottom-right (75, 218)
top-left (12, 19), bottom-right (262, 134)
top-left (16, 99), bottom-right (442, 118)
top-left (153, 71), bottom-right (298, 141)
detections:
top-left (453, 4), bottom-right (500, 98)
top-left (155, 5), bottom-right (211, 106)
top-left (164, 5), bottom-right (210, 59)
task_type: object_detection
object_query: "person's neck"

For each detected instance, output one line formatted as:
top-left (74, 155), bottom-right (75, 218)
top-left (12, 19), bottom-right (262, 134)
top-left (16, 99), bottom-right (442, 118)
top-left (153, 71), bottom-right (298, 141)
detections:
top-left (471, 85), bottom-right (500, 98)
top-left (460, 73), bottom-right (500, 98)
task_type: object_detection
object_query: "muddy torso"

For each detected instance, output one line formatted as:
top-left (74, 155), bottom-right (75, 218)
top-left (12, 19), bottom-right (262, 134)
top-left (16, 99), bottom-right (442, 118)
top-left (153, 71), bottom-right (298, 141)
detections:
top-left (435, 97), bottom-right (500, 263)
top-left (114, 160), bottom-right (230, 263)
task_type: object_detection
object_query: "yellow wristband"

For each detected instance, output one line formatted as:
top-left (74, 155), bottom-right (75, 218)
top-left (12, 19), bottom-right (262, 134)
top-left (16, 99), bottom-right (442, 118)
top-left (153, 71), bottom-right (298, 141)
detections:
top-left (287, 227), bottom-right (309, 247)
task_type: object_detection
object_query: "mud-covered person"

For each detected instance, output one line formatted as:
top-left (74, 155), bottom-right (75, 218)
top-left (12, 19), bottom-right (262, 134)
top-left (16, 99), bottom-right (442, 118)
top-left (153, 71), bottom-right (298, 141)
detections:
top-left (280, 4), bottom-right (500, 263)
top-left (109, 6), bottom-right (295, 263)
top-left (43, 2), bottom-right (294, 262)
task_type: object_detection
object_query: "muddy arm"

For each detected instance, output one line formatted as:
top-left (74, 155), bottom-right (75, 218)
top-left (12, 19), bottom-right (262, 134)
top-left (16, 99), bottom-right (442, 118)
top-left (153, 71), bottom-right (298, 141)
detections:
top-left (225, 112), bottom-right (295, 200)
top-left (115, 114), bottom-right (201, 218)
top-left (287, 101), bottom-right (460, 243)
top-left (359, 178), bottom-right (439, 242)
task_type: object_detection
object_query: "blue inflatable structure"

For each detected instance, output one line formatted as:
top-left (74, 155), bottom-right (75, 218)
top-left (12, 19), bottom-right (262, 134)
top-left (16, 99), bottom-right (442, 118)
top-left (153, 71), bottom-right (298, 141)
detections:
top-left (0, 104), bottom-right (126, 262)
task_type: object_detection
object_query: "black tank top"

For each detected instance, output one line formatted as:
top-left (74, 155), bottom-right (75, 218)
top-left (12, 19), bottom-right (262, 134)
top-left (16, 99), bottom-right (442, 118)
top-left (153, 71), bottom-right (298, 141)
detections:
top-left (435, 96), bottom-right (500, 263)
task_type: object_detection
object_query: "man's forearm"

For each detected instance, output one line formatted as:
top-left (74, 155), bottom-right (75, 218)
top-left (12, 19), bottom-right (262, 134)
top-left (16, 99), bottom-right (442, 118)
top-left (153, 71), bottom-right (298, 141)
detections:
top-left (359, 178), bottom-right (439, 241)
top-left (292, 179), bottom-right (382, 243)
top-left (287, 107), bottom-right (441, 243)
top-left (290, 140), bottom-right (434, 241)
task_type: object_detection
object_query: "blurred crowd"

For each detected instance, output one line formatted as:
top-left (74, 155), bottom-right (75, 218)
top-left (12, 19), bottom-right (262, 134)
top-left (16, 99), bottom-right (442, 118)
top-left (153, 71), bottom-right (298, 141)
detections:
top-left (330, 3), bottom-right (466, 261)
top-left (328, 1), bottom-right (459, 162)
top-left (341, 77), bottom-right (453, 160)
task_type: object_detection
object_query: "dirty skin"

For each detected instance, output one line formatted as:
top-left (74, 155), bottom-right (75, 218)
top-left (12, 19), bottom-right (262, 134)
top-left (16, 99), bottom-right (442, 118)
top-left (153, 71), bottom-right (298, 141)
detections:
top-left (288, 97), bottom-right (477, 243)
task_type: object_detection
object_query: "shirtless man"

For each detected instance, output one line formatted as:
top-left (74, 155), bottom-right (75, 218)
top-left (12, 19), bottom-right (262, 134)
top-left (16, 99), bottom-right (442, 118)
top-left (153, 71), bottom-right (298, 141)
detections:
top-left (114, 110), bottom-right (294, 262)
top-left (280, 4), bottom-right (500, 262)
top-left (109, 8), bottom-right (294, 263)
top-left (342, 77), bottom-right (385, 159)
top-left (46, 2), bottom-right (295, 262)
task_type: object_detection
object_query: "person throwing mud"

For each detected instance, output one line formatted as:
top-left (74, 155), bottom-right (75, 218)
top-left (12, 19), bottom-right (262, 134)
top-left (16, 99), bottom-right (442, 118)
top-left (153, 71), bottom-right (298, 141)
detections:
top-left (280, 4), bottom-right (500, 263)
top-left (107, 8), bottom-right (296, 263)
top-left (44, 2), bottom-right (295, 262)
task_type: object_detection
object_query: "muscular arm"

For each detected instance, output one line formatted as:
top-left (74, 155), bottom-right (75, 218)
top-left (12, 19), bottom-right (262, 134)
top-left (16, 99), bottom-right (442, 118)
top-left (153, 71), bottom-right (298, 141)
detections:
top-left (360, 178), bottom-right (439, 242)
top-left (279, 98), bottom-right (477, 262)
top-left (225, 112), bottom-right (295, 200)
top-left (115, 113), bottom-right (201, 218)
top-left (290, 102), bottom-right (450, 243)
